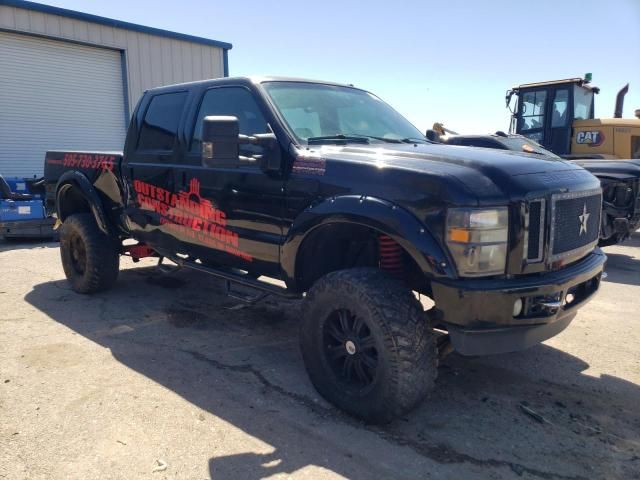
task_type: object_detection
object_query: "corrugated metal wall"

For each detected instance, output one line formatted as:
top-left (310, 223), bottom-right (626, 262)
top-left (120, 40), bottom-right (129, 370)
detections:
top-left (0, 4), bottom-right (226, 115)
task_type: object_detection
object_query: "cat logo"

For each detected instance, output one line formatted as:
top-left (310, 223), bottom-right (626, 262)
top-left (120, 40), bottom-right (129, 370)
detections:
top-left (576, 130), bottom-right (605, 147)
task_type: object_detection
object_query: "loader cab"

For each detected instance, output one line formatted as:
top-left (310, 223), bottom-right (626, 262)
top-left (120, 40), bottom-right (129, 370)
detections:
top-left (508, 78), bottom-right (598, 156)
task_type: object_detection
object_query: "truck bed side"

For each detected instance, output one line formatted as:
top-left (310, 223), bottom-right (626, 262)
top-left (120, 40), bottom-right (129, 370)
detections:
top-left (44, 150), bottom-right (128, 236)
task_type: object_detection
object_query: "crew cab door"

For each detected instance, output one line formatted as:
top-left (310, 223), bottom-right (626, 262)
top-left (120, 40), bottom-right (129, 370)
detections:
top-left (177, 85), bottom-right (285, 276)
top-left (121, 90), bottom-right (190, 253)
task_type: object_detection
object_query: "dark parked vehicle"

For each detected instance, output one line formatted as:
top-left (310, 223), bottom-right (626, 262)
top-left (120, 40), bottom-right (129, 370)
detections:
top-left (441, 133), bottom-right (640, 245)
top-left (45, 77), bottom-right (606, 423)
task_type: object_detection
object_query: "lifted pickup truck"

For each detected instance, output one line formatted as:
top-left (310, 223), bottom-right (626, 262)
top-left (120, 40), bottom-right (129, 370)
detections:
top-left (45, 77), bottom-right (606, 423)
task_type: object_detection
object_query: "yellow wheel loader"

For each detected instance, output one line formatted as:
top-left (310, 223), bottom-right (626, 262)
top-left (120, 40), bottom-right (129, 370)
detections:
top-left (505, 74), bottom-right (640, 160)
top-left (426, 75), bottom-right (640, 245)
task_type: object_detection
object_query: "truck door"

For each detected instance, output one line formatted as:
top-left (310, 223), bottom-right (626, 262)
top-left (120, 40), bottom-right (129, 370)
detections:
top-left (121, 90), bottom-right (190, 254)
top-left (176, 85), bottom-right (285, 277)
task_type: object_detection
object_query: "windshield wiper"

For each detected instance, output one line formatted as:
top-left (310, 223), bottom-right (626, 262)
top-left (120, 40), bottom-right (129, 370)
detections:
top-left (353, 134), bottom-right (403, 144)
top-left (307, 134), bottom-right (370, 145)
top-left (400, 137), bottom-right (430, 144)
top-left (307, 133), bottom-right (411, 145)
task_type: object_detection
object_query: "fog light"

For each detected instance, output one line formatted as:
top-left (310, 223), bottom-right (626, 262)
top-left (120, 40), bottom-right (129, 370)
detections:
top-left (513, 298), bottom-right (523, 317)
top-left (565, 293), bottom-right (575, 305)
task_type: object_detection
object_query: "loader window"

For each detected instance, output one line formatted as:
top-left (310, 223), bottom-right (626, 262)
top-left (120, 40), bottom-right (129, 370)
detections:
top-left (574, 87), bottom-right (593, 120)
top-left (520, 90), bottom-right (547, 131)
top-left (551, 89), bottom-right (569, 127)
top-left (632, 136), bottom-right (640, 159)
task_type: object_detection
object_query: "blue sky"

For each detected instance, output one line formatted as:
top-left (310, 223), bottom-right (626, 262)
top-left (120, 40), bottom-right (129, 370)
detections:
top-left (43, 0), bottom-right (640, 134)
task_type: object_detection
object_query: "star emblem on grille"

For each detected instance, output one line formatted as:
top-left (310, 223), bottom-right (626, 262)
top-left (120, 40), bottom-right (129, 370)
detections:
top-left (578, 203), bottom-right (590, 236)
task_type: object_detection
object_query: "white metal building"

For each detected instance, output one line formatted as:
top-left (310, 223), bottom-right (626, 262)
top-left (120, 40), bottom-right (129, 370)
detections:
top-left (0, 0), bottom-right (232, 177)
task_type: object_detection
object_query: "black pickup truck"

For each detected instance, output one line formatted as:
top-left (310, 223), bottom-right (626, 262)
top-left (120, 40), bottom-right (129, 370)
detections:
top-left (45, 77), bottom-right (606, 423)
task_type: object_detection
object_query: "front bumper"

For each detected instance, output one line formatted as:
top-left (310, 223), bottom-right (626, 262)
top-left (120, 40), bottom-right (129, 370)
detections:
top-left (431, 249), bottom-right (606, 355)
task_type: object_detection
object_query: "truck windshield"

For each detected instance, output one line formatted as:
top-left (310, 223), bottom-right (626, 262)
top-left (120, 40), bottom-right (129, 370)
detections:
top-left (262, 82), bottom-right (426, 144)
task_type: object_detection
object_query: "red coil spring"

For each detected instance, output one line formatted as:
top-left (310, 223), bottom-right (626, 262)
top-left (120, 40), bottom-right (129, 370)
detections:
top-left (378, 235), bottom-right (403, 276)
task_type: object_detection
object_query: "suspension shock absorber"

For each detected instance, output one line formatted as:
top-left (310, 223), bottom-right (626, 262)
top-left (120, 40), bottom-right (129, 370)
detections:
top-left (378, 234), bottom-right (404, 276)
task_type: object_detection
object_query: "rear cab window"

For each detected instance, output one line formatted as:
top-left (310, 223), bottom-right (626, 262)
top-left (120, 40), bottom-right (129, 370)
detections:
top-left (137, 92), bottom-right (188, 151)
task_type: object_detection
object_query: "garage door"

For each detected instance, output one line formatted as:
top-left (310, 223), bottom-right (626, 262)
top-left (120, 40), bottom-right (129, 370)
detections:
top-left (0, 32), bottom-right (126, 177)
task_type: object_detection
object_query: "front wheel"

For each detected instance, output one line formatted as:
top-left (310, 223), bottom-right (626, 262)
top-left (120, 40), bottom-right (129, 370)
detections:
top-left (59, 213), bottom-right (119, 293)
top-left (300, 268), bottom-right (437, 424)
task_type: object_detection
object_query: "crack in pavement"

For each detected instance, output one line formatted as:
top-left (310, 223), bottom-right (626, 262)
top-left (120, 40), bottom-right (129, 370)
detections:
top-left (91, 329), bottom-right (589, 480)
top-left (51, 320), bottom-right (592, 480)
top-left (180, 348), bottom-right (588, 480)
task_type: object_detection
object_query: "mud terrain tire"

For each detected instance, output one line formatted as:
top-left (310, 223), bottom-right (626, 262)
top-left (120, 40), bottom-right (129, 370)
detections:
top-left (300, 268), bottom-right (437, 423)
top-left (60, 213), bottom-right (119, 293)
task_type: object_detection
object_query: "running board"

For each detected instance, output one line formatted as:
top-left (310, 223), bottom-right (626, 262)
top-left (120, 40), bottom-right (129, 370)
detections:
top-left (163, 254), bottom-right (302, 300)
top-left (224, 280), bottom-right (268, 304)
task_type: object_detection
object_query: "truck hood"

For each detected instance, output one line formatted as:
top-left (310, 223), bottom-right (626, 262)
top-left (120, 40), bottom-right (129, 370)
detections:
top-left (311, 142), bottom-right (597, 202)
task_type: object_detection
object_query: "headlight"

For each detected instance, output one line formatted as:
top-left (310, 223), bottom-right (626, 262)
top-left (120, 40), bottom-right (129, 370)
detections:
top-left (446, 207), bottom-right (509, 276)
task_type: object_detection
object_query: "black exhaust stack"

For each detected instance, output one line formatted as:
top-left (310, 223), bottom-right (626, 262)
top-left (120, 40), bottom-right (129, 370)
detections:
top-left (614, 84), bottom-right (629, 118)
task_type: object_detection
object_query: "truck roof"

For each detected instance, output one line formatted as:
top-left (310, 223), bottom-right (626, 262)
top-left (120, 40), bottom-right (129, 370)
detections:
top-left (144, 76), bottom-right (357, 95)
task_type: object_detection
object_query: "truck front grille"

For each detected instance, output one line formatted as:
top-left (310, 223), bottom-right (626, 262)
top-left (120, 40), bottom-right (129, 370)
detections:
top-left (550, 189), bottom-right (602, 261)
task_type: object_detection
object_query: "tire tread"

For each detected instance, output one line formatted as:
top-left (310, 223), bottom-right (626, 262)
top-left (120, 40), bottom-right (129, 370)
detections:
top-left (59, 213), bottom-right (119, 293)
top-left (301, 268), bottom-right (437, 423)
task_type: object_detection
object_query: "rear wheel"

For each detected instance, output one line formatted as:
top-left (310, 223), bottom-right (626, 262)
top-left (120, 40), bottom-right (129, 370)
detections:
top-left (60, 213), bottom-right (119, 293)
top-left (300, 268), bottom-right (437, 423)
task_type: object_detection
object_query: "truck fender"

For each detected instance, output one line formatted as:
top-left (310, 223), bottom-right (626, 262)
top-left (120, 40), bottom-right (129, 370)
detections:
top-left (281, 195), bottom-right (456, 286)
top-left (55, 171), bottom-right (112, 236)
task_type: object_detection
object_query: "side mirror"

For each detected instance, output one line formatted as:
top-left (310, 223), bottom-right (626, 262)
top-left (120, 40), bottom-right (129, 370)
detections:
top-left (251, 133), bottom-right (282, 173)
top-left (202, 116), bottom-right (282, 172)
top-left (425, 129), bottom-right (441, 142)
top-left (202, 116), bottom-right (241, 165)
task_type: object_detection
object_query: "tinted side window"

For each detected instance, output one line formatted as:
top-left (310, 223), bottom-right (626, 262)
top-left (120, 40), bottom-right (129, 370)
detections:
top-left (191, 87), bottom-right (268, 157)
top-left (138, 92), bottom-right (188, 151)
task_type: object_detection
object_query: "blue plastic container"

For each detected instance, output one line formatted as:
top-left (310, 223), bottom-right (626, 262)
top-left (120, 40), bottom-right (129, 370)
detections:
top-left (4, 177), bottom-right (29, 193)
top-left (3, 176), bottom-right (43, 199)
top-left (0, 199), bottom-right (46, 222)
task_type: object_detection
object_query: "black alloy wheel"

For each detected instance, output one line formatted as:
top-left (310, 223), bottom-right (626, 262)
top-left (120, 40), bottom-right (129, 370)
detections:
top-left (322, 308), bottom-right (378, 389)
